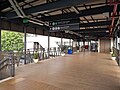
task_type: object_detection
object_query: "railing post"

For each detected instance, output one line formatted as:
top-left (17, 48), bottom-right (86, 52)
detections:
top-left (9, 51), bottom-right (15, 77)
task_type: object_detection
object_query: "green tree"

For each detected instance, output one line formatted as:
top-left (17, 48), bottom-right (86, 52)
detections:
top-left (1, 30), bottom-right (24, 51)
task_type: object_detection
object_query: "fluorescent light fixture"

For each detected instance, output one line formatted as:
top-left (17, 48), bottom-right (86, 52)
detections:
top-left (106, 30), bottom-right (109, 33)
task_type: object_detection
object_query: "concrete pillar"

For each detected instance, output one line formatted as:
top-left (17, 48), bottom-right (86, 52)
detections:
top-left (24, 26), bottom-right (27, 64)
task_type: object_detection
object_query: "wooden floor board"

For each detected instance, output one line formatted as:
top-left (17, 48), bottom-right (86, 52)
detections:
top-left (0, 52), bottom-right (120, 90)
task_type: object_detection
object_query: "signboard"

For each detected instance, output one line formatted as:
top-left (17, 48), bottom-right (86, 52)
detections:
top-left (49, 19), bottom-right (80, 26)
top-left (23, 18), bottom-right (29, 24)
top-left (49, 19), bottom-right (80, 31)
top-left (50, 23), bottom-right (80, 31)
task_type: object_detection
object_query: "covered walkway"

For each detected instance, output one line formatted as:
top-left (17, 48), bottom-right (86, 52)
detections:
top-left (0, 52), bottom-right (120, 90)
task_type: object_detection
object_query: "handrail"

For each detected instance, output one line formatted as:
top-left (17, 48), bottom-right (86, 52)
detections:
top-left (0, 58), bottom-right (8, 65)
top-left (0, 63), bottom-right (8, 71)
top-left (0, 51), bottom-right (15, 80)
top-left (113, 47), bottom-right (120, 65)
top-left (9, 47), bottom-right (62, 66)
top-left (0, 58), bottom-right (9, 70)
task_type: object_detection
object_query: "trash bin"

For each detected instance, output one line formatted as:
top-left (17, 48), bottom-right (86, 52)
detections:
top-left (68, 49), bottom-right (73, 54)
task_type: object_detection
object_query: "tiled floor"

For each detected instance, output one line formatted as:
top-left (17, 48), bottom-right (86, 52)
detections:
top-left (0, 52), bottom-right (120, 90)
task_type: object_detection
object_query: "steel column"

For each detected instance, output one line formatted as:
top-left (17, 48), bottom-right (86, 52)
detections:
top-left (0, 30), bottom-right (1, 51)
top-left (24, 26), bottom-right (27, 64)
top-left (60, 33), bottom-right (63, 54)
top-left (109, 0), bottom-right (118, 34)
top-left (69, 39), bottom-right (71, 46)
top-left (0, 19), bottom-right (1, 51)
top-left (48, 30), bottom-right (50, 58)
top-left (119, 38), bottom-right (120, 66)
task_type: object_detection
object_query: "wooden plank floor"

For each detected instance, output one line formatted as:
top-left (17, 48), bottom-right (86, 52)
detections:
top-left (0, 52), bottom-right (120, 90)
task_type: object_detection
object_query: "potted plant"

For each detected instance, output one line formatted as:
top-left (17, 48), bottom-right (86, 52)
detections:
top-left (61, 45), bottom-right (67, 56)
top-left (33, 51), bottom-right (39, 63)
top-left (111, 53), bottom-right (116, 60)
top-left (109, 48), bottom-right (113, 54)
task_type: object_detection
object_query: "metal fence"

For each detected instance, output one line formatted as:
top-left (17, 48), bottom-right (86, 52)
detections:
top-left (0, 51), bottom-right (15, 80)
top-left (0, 47), bottom-right (64, 80)
top-left (113, 47), bottom-right (120, 66)
top-left (14, 47), bottom-right (62, 66)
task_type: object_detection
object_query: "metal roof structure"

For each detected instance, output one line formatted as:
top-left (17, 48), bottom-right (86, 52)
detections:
top-left (0, 0), bottom-right (120, 40)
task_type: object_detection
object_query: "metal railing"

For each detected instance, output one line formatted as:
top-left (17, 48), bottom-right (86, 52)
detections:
top-left (0, 51), bottom-right (15, 80)
top-left (0, 47), bottom-right (68, 80)
top-left (14, 47), bottom-right (62, 66)
top-left (113, 47), bottom-right (120, 66)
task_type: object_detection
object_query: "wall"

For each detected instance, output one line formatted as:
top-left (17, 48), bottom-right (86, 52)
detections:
top-left (99, 38), bottom-right (111, 53)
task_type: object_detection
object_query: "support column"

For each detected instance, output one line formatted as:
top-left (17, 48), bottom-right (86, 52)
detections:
top-left (60, 33), bottom-right (63, 54)
top-left (69, 39), bottom-right (71, 46)
top-left (24, 26), bottom-right (27, 64)
top-left (83, 39), bottom-right (85, 50)
top-left (79, 41), bottom-right (81, 52)
top-left (88, 40), bottom-right (90, 51)
top-left (90, 40), bottom-right (92, 51)
top-left (48, 29), bottom-right (50, 58)
top-left (0, 28), bottom-right (1, 51)
top-left (110, 38), bottom-right (113, 51)
top-left (78, 41), bottom-right (80, 52)
top-left (119, 41), bottom-right (120, 66)
top-left (0, 19), bottom-right (1, 51)
top-left (116, 37), bottom-right (118, 49)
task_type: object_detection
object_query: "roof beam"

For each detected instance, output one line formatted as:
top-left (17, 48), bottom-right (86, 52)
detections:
top-left (73, 28), bottom-right (108, 32)
top-left (82, 32), bottom-right (109, 35)
top-left (5, 0), bottom-right (98, 19)
top-left (40, 5), bottom-right (119, 21)
top-left (80, 20), bottom-right (111, 27)
top-left (1, 0), bottom-right (24, 11)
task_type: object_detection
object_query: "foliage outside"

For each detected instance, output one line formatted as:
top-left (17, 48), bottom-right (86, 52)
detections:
top-left (1, 30), bottom-right (24, 51)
